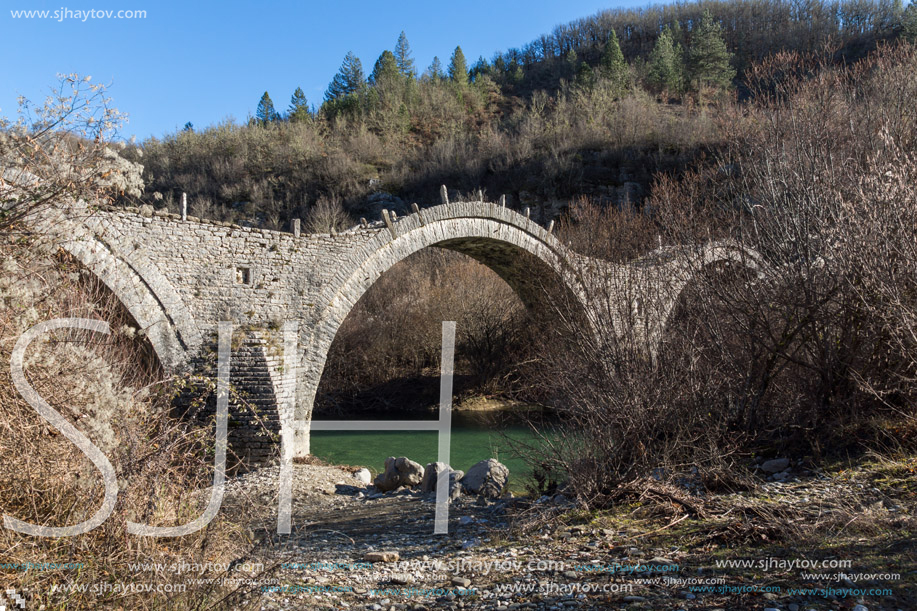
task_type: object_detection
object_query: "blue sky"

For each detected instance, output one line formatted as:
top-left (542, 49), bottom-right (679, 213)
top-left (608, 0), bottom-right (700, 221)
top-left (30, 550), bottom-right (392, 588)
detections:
top-left (2, 0), bottom-right (654, 141)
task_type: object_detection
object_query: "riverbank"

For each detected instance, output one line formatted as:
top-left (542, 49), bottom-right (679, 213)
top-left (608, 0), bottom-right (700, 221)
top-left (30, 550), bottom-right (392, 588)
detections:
top-left (196, 454), bottom-right (917, 610)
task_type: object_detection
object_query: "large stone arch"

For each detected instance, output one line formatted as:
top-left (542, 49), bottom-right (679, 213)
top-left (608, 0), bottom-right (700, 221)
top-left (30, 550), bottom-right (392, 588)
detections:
top-left (56, 211), bottom-right (203, 373)
top-left (290, 202), bottom-right (591, 455)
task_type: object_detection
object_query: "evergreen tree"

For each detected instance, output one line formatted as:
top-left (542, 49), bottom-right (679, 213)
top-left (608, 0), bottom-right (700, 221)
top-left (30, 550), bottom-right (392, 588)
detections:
top-left (904, 0), bottom-right (917, 42)
top-left (426, 56), bottom-right (444, 81)
top-left (688, 10), bottom-right (736, 92)
top-left (448, 46), bottom-right (469, 85)
top-left (600, 29), bottom-right (628, 90)
top-left (256, 91), bottom-right (280, 125)
top-left (511, 64), bottom-right (524, 84)
top-left (394, 31), bottom-right (416, 77)
top-left (470, 55), bottom-right (490, 80)
top-left (575, 61), bottom-right (595, 89)
top-left (325, 51), bottom-right (366, 101)
top-left (671, 19), bottom-right (686, 48)
top-left (371, 50), bottom-right (401, 84)
top-left (288, 87), bottom-right (310, 122)
top-left (564, 48), bottom-right (579, 78)
top-left (647, 27), bottom-right (684, 94)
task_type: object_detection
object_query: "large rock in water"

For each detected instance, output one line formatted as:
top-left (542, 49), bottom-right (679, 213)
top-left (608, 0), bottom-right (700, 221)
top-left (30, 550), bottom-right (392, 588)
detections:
top-left (461, 459), bottom-right (510, 498)
top-left (373, 456), bottom-right (425, 492)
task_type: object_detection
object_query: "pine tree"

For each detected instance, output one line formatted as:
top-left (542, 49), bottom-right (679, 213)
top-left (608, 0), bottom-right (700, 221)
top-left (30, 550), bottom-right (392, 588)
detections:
top-left (371, 50), bottom-right (400, 84)
top-left (564, 48), bottom-right (579, 78)
top-left (688, 10), bottom-right (736, 92)
top-left (325, 51), bottom-right (366, 101)
top-left (448, 46), bottom-right (468, 85)
top-left (511, 64), bottom-right (524, 84)
top-left (471, 56), bottom-right (490, 80)
top-left (647, 27), bottom-right (684, 94)
top-left (904, 0), bottom-right (917, 42)
top-left (600, 29), bottom-right (627, 91)
top-left (426, 56), bottom-right (444, 81)
top-left (256, 91), bottom-right (280, 125)
top-left (288, 87), bottom-right (310, 122)
top-left (394, 31), bottom-right (415, 77)
top-left (575, 61), bottom-right (595, 89)
top-left (671, 19), bottom-right (686, 48)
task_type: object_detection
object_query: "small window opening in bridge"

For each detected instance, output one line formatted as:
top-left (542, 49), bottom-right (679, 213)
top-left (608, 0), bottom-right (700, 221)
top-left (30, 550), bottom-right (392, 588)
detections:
top-left (235, 266), bottom-right (252, 285)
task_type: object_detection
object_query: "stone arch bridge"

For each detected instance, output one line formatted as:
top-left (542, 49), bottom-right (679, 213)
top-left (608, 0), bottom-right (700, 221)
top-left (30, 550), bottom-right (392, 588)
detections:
top-left (42, 198), bottom-right (764, 464)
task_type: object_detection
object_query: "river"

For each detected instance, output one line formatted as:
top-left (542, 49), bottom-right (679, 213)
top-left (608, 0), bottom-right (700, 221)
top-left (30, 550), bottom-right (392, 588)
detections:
top-left (311, 408), bottom-right (551, 493)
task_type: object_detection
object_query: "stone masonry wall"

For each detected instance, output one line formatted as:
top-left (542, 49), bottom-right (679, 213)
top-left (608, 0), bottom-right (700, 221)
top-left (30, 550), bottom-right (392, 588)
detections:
top-left (56, 200), bottom-right (761, 467)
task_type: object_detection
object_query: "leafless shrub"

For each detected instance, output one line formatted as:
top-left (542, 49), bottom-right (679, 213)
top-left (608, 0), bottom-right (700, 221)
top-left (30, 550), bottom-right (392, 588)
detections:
top-left (304, 194), bottom-right (353, 233)
top-left (522, 43), bottom-right (917, 505)
top-left (0, 78), bottom-right (262, 608)
top-left (647, 42), bottom-right (917, 456)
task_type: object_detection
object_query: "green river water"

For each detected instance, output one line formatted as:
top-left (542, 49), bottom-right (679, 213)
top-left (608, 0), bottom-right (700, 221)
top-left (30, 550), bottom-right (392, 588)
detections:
top-left (311, 411), bottom-right (549, 493)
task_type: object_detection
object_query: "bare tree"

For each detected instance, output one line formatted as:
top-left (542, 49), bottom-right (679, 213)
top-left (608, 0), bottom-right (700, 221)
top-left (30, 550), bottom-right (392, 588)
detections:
top-left (0, 74), bottom-right (141, 233)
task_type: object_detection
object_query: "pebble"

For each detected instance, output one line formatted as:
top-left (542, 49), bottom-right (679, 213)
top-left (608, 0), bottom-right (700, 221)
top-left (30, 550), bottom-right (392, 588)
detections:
top-left (364, 551), bottom-right (399, 562)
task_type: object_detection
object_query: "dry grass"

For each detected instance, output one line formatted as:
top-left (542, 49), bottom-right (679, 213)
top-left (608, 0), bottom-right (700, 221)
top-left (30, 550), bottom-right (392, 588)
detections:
top-left (0, 238), bottom-right (266, 610)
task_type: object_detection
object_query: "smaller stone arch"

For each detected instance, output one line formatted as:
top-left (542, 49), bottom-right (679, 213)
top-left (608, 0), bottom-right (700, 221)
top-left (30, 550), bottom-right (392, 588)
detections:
top-left (643, 241), bottom-right (769, 354)
top-left (56, 211), bottom-right (202, 373)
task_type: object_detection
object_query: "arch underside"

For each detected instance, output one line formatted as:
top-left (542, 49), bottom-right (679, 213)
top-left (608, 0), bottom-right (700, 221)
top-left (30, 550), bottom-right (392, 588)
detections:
top-left (293, 216), bottom-right (593, 445)
top-left (61, 234), bottom-right (200, 373)
top-left (437, 237), bottom-right (583, 314)
top-left (648, 244), bottom-right (769, 353)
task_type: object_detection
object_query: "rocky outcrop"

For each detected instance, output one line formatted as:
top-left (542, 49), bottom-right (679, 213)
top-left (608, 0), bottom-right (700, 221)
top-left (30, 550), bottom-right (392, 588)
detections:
top-left (419, 462), bottom-right (449, 493)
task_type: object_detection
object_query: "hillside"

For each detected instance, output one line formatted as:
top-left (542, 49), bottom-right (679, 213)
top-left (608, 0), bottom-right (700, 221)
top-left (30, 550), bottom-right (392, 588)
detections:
top-left (119, 0), bottom-right (916, 230)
